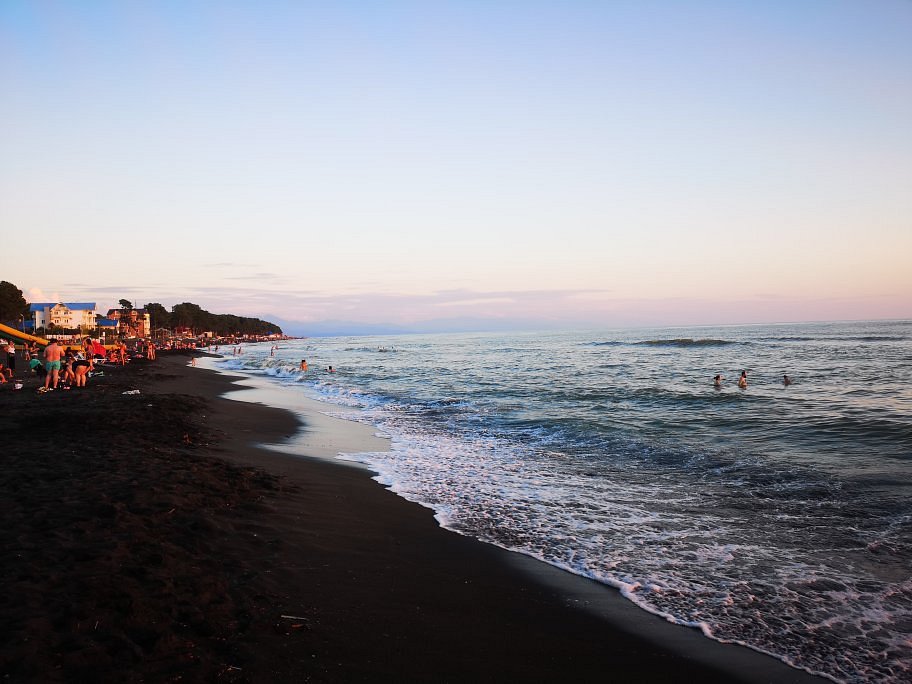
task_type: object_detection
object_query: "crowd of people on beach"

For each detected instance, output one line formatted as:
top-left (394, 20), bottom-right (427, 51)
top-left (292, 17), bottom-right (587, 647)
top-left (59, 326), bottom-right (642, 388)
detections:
top-left (0, 336), bottom-right (159, 393)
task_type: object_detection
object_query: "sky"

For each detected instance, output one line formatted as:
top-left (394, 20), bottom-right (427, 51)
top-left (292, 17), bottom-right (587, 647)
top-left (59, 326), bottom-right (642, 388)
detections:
top-left (2, 1), bottom-right (910, 334)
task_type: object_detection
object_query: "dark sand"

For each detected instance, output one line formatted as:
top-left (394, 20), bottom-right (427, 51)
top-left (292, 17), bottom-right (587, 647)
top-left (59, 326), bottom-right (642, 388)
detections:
top-left (0, 351), bottom-right (826, 683)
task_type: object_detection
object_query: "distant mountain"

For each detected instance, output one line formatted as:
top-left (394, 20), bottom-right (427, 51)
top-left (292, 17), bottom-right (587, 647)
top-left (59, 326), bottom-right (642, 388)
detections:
top-left (268, 318), bottom-right (414, 337)
top-left (270, 316), bottom-right (577, 337)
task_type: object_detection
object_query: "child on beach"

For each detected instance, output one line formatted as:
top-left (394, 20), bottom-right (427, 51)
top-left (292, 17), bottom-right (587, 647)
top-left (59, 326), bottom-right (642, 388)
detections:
top-left (29, 358), bottom-right (46, 379)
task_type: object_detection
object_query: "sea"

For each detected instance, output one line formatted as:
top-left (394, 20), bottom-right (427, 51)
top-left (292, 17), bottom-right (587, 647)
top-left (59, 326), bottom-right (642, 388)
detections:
top-left (210, 320), bottom-right (912, 684)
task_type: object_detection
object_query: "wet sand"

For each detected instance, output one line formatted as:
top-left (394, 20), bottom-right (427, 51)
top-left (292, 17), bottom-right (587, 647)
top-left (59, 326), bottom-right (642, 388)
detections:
top-left (0, 350), bottom-right (825, 682)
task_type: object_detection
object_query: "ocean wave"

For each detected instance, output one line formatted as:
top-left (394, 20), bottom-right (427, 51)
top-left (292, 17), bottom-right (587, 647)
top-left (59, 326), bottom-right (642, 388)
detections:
top-left (797, 414), bottom-right (912, 453)
top-left (758, 336), bottom-right (815, 342)
top-left (637, 338), bottom-right (739, 347)
top-left (587, 338), bottom-right (739, 348)
top-left (760, 335), bottom-right (907, 343)
top-left (847, 335), bottom-right (908, 342)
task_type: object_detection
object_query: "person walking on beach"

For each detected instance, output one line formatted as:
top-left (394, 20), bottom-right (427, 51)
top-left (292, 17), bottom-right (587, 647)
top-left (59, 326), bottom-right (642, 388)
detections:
top-left (42, 338), bottom-right (63, 391)
top-left (5, 340), bottom-right (15, 377)
top-left (738, 370), bottom-right (748, 389)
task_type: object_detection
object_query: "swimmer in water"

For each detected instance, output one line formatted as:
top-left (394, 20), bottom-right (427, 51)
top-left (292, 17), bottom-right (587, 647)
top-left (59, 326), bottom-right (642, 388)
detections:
top-left (713, 374), bottom-right (724, 388)
top-left (300, 359), bottom-right (308, 371)
top-left (738, 370), bottom-right (748, 389)
top-left (783, 374), bottom-right (792, 386)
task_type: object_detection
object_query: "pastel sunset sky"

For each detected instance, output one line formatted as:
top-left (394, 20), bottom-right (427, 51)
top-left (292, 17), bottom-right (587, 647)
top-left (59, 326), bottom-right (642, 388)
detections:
top-left (2, 1), bottom-right (910, 333)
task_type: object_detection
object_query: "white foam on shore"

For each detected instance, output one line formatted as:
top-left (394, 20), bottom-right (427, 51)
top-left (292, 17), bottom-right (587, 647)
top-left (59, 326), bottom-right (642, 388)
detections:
top-left (197, 355), bottom-right (390, 461)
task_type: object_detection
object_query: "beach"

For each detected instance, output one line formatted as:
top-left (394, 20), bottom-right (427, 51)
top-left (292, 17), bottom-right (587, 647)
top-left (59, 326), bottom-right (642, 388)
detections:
top-left (1, 350), bottom-right (827, 683)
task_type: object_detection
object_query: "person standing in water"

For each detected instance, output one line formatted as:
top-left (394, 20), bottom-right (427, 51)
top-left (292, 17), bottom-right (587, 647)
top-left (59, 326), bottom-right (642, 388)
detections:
top-left (300, 359), bottom-right (308, 371)
top-left (783, 374), bottom-right (792, 386)
top-left (738, 370), bottom-right (748, 389)
top-left (713, 374), bottom-right (724, 388)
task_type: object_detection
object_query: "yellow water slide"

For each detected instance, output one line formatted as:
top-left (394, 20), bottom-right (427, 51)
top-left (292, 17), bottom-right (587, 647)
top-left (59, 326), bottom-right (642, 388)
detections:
top-left (0, 322), bottom-right (50, 346)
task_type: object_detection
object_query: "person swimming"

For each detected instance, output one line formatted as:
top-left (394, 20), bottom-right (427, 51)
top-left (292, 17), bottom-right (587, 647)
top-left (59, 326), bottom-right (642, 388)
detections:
top-left (738, 370), bottom-right (748, 389)
top-left (783, 374), bottom-right (792, 386)
top-left (713, 374), bottom-right (724, 388)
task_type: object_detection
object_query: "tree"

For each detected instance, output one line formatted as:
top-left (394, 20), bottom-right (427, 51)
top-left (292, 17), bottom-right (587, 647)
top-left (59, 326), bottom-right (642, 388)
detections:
top-left (144, 302), bottom-right (171, 331)
top-left (171, 302), bottom-right (205, 333)
top-left (118, 299), bottom-right (133, 310)
top-left (0, 281), bottom-right (29, 324)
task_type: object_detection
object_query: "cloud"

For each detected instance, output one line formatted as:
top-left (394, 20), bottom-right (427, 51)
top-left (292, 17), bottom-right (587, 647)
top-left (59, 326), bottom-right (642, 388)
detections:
top-left (436, 297), bottom-right (516, 308)
top-left (28, 287), bottom-right (59, 302)
top-left (223, 272), bottom-right (284, 281)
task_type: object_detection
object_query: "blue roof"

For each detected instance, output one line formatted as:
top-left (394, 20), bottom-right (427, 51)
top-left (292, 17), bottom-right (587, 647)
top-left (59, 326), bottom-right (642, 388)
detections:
top-left (30, 302), bottom-right (97, 312)
top-left (96, 317), bottom-right (118, 327)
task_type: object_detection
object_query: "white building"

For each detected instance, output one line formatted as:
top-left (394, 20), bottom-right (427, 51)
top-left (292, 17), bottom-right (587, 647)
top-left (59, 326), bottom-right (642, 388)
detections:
top-left (30, 302), bottom-right (98, 331)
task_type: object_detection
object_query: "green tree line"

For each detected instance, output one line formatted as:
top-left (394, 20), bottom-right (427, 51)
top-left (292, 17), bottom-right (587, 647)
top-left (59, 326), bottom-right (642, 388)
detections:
top-left (144, 301), bottom-right (282, 336)
top-left (0, 280), bottom-right (281, 337)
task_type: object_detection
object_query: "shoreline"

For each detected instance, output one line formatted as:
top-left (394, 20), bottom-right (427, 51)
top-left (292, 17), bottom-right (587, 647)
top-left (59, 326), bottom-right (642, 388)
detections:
top-left (197, 352), bottom-right (827, 684)
top-left (1, 351), bottom-right (826, 682)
